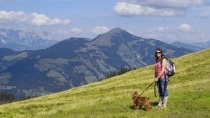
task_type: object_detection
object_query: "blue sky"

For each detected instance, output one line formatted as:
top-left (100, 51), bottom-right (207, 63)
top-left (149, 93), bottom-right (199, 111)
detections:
top-left (0, 0), bottom-right (210, 43)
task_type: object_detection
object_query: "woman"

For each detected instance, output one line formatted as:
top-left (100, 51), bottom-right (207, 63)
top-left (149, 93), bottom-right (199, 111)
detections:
top-left (154, 48), bottom-right (169, 108)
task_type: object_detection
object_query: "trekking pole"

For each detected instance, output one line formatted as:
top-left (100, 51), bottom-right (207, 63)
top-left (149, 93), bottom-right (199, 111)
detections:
top-left (139, 81), bottom-right (155, 96)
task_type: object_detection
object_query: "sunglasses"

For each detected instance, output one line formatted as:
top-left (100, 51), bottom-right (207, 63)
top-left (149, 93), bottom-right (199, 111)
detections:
top-left (156, 51), bottom-right (161, 54)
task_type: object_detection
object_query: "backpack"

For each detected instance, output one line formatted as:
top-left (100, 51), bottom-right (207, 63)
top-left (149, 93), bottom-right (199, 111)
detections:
top-left (162, 58), bottom-right (176, 77)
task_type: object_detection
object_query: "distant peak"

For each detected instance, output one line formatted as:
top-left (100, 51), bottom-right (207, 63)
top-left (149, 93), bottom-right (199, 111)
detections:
top-left (108, 27), bottom-right (126, 33)
top-left (91, 27), bottom-right (138, 46)
top-left (101, 27), bottom-right (131, 37)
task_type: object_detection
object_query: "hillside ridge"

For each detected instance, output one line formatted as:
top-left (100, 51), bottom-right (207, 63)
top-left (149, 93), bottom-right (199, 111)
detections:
top-left (0, 49), bottom-right (209, 118)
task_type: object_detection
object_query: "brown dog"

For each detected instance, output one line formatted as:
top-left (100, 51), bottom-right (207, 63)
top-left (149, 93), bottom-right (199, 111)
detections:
top-left (132, 91), bottom-right (152, 111)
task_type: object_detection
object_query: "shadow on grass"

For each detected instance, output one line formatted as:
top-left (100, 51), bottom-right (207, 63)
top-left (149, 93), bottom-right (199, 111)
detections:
top-left (151, 102), bottom-right (158, 106)
top-left (129, 102), bottom-right (158, 111)
top-left (129, 105), bottom-right (147, 111)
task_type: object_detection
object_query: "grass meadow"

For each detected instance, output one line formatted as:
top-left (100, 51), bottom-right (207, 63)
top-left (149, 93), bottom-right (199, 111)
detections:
top-left (0, 48), bottom-right (210, 118)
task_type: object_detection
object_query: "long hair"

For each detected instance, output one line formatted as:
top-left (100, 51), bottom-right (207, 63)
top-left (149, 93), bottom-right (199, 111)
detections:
top-left (155, 48), bottom-right (165, 63)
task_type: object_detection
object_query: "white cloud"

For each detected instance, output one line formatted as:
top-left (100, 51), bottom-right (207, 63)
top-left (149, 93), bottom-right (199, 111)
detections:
top-left (114, 1), bottom-right (179, 16)
top-left (92, 26), bottom-right (110, 34)
top-left (57, 27), bottom-right (83, 35)
top-left (145, 24), bottom-right (210, 43)
top-left (137, 0), bottom-right (203, 9)
top-left (71, 27), bottom-right (82, 33)
top-left (114, 2), bottom-right (145, 15)
top-left (0, 11), bottom-right (26, 21)
top-left (0, 11), bottom-right (71, 26)
top-left (148, 27), bottom-right (170, 33)
top-left (114, 0), bottom-right (204, 16)
top-left (177, 24), bottom-right (193, 32)
top-left (57, 29), bottom-right (70, 35)
top-left (31, 13), bottom-right (70, 26)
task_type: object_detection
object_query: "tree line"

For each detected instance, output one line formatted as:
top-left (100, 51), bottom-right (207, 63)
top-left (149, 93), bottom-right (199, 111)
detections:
top-left (105, 67), bottom-right (137, 79)
top-left (0, 92), bottom-right (15, 104)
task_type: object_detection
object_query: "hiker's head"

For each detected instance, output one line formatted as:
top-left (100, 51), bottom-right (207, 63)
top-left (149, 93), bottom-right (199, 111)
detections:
top-left (155, 48), bottom-right (165, 62)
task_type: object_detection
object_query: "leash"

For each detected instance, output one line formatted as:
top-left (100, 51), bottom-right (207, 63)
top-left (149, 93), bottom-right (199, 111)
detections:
top-left (154, 81), bottom-right (157, 97)
top-left (139, 81), bottom-right (155, 96)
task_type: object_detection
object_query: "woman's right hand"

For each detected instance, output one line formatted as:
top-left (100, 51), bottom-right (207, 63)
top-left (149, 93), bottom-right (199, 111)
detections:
top-left (154, 77), bottom-right (158, 82)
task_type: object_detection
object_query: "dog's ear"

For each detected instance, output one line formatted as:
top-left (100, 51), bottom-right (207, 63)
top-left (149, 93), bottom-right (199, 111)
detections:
top-left (132, 92), bottom-right (139, 99)
top-left (134, 91), bottom-right (138, 95)
top-left (132, 92), bottom-right (137, 97)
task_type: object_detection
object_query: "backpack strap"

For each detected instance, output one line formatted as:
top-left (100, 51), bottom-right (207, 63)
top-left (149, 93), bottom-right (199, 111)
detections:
top-left (160, 57), bottom-right (167, 64)
top-left (160, 57), bottom-right (167, 79)
top-left (161, 57), bottom-right (168, 95)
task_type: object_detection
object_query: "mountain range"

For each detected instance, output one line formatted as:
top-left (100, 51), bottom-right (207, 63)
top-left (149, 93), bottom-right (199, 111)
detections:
top-left (171, 41), bottom-right (210, 51)
top-left (1, 28), bottom-right (209, 52)
top-left (0, 29), bottom-right (57, 51)
top-left (0, 27), bottom-right (193, 99)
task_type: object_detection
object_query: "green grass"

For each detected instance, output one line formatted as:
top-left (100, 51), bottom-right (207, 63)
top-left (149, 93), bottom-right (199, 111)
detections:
top-left (0, 48), bottom-right (210, 118)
